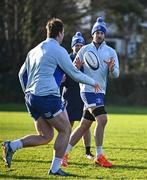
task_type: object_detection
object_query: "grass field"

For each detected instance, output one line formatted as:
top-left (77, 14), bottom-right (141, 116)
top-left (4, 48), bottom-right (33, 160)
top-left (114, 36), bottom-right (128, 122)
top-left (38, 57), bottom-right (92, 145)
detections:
top-left (0, 104), bottom-right (147, 179)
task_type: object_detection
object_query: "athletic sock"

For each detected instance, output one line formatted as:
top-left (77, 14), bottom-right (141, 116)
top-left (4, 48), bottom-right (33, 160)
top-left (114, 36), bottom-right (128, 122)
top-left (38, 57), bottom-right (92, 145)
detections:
top-left (50, 156), bottom-right (62, 173)
top-left (65, 144), bottom-right (73, 154)
top-left (96, 146), bottom-right (103, 157)
top-left (10, 139), bottom-right (23, 152)
top-left (85, 146), bottom-right (91, 155)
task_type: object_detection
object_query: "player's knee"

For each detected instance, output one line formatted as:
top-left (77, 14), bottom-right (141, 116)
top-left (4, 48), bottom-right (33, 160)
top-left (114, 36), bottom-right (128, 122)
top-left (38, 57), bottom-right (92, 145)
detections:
top-left (92, 106), bottom-right (107, 127)
top-left (42, 131), bottom-right (54, 144)
top-left (102, 118), bottom-right (107, 127)
top-left (98, 116), bottom-right (107, 127)
top-left (65, 123), bottom-right (72, 135)
top-left (80, 121), bottom-right (90, 132)
top-left (42, 137), bottom-right (50, 144)
top-left (61, 121), bottom-right (71, 136)
top-left (48, 130), bottom-right (54, 141)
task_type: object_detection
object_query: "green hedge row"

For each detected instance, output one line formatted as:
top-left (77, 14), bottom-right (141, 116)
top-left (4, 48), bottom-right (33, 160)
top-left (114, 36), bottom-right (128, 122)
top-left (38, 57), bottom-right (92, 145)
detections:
top-left (106, 73), bottom-right (147, 106)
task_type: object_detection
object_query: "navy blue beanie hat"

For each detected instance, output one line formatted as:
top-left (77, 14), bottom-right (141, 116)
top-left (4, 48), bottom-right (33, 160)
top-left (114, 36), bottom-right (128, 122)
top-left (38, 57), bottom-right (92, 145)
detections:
top-left (71, 32), bottom-right (85, 47)
top-left (91, 17), bottom-right (107, 35)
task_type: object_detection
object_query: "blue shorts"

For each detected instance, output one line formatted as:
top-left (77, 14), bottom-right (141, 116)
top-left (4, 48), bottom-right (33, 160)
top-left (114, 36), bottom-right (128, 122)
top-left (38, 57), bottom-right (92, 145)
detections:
top-left (25, 93), bottom-right (64, 121)
top-left (81, 92), bottom-right (105, 109)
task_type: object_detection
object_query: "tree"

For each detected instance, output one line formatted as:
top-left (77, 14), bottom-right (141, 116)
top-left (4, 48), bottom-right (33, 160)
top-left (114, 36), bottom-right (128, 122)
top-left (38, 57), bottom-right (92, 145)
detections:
top-left (0, 0), bottom-right (87, 102)
top-left (89, 0), bottom-right (146, 73)
top-left (0, 0), bottom-right (85, 75)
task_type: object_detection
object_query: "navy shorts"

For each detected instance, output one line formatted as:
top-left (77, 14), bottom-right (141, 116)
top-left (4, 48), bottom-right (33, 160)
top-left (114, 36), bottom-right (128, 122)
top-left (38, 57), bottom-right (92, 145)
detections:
top-left (81, 92), bottom-right (105, 109)
top-left (64, 99), bottom-right (83, 121)
top-left (25, 93), bottom-right (64, 121)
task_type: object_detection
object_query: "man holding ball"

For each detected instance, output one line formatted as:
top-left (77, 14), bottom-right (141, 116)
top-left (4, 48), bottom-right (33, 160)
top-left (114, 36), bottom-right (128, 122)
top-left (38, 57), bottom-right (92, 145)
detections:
top-left (62, 17), bottom-right (119, 168)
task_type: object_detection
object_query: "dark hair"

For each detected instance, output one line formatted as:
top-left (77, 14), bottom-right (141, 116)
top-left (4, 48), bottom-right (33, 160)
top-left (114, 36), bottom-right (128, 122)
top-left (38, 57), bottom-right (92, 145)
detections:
top-left (46, 18), bottom-right (64, 38)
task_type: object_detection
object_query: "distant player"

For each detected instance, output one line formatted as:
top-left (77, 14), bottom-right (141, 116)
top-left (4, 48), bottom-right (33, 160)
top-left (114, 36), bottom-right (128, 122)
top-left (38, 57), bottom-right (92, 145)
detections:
top-left (2, 18), bottom-right (100, 176)
top-left (62, 17), bottom-right (119, 168)
top-left (61, 32), bottom-right (94, 166)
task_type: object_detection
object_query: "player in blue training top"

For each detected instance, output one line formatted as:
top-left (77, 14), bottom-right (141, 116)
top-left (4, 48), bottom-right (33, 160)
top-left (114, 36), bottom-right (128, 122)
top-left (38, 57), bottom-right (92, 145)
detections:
top-left (62, 17), bottom-right (119, 168)
top-left (2, 18), bottom-right (100, 176)
top-left (61, 32), bottom-right (94, 166)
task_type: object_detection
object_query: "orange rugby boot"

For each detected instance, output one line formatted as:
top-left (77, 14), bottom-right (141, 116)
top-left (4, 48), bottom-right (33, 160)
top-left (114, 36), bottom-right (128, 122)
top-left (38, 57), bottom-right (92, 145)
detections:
top-left (95, 154), bottom-right (112, 168)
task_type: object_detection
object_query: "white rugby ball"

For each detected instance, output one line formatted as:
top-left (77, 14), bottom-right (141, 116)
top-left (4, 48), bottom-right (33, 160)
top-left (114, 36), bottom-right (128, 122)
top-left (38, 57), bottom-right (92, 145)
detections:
top-left (84, 51), bottom-right (99, 70)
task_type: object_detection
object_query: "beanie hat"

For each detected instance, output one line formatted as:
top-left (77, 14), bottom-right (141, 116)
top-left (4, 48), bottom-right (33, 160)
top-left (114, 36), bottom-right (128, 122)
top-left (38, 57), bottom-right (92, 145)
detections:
top-left (91, 17), bottom-right (107, 35)
top-left (71, 32), bottom-right (85, 47)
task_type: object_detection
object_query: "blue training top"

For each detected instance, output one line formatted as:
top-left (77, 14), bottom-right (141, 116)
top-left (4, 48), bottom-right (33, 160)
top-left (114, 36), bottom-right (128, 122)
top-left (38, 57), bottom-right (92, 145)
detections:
top-left (19, 38), bottom-right (96, 97)
top-left (77, 41), bottom-right (119, 94)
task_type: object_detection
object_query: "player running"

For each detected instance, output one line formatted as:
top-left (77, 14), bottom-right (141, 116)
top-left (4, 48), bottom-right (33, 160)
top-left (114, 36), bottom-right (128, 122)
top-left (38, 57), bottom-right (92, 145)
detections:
top-left (2, 18), bottom-right (100, 176)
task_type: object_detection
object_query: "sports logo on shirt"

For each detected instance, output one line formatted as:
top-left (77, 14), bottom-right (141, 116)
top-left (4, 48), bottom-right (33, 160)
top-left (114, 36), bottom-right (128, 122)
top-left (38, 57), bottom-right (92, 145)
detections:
top-left (44, 111), bottom-right (52, 118)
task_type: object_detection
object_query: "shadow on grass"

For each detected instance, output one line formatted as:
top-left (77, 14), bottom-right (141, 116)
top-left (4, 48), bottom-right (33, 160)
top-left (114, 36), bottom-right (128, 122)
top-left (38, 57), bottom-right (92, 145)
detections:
top-left (0, 170), bottom-right (86, 179)
top-left (0, 174), bottom-right (48, 179)
top-left (78, 145), bottom-right (147, 152)
top-left (12, 158), bottom-right (52, 164)
top-left (112, 164), bottom-right (147, 170)
top-left (110, 157), bottom-right (147, 164)
top-left (104, 146), bottom-right (147, 151)
top-left (0, 158), bottom-right (88, 178)
top-left (70, 162), bottom-right (91, 166)
top-left (0, 158), bottom-right (52, 168)
top-left (0, 174), bottom-right (86, 179)
top-left (71, 161), bottom-right (147, 170)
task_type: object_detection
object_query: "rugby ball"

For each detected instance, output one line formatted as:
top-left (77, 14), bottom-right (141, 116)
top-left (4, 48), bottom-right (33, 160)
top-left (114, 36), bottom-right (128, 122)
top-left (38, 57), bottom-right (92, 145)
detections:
top-left (84, 51), bottom-right (99, 70)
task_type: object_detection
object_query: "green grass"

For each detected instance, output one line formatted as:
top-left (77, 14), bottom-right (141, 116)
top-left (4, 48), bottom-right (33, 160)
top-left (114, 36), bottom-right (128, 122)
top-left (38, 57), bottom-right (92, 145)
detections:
top-left (0, 104), bottom-right (147, 179)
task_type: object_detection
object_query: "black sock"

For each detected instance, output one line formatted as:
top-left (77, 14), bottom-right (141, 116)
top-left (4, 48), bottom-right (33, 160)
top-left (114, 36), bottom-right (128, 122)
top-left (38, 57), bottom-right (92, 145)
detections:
top-left (85, 146), bottom-right (91, 155)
